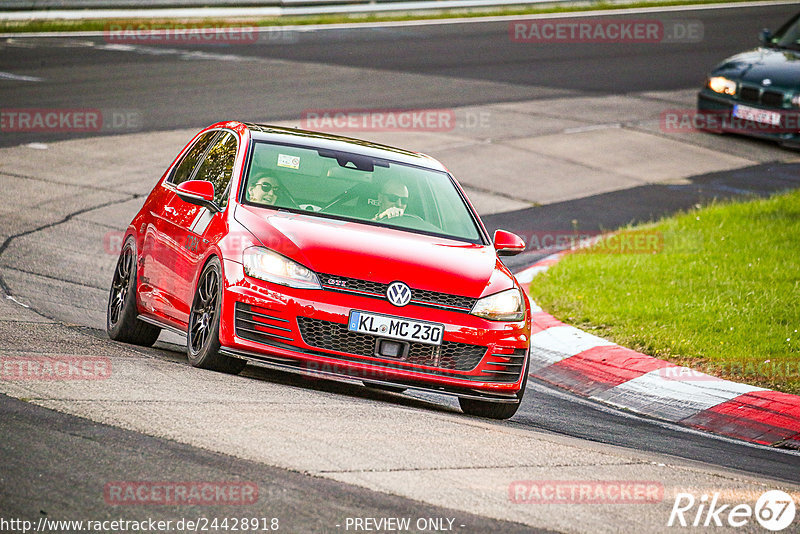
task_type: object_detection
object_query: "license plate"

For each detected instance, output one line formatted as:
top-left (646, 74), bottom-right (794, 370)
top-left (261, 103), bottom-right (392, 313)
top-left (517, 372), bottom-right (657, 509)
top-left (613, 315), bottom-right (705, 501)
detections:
top-left (732, 104), bottom-right (781, 126)
top-left (348, 310), bottom-right (443, 346)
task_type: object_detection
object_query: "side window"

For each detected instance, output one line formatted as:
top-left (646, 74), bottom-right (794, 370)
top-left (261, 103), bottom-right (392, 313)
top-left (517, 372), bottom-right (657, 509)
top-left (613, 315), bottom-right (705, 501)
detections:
top-left (170, 131), bottom-right (218, 186)
top-left (193, 132), bottom-right (238, 207)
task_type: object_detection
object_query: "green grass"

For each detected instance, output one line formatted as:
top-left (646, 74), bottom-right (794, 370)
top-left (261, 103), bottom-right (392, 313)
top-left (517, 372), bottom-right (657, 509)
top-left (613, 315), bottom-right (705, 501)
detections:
top-left (529, 190), bottom-right (800, 394)
top-left (0, 0), bottom-right (769, 34)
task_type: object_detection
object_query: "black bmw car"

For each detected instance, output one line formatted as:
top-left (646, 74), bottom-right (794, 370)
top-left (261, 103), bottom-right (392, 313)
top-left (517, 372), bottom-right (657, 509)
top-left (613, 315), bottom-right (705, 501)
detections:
top-left (698, 11), bottom-right (800, 148)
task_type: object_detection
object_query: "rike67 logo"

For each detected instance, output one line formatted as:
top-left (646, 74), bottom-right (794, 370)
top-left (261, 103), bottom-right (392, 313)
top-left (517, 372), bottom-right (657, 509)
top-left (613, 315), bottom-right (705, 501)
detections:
top-left (668, 490), bottom-right (796, 531)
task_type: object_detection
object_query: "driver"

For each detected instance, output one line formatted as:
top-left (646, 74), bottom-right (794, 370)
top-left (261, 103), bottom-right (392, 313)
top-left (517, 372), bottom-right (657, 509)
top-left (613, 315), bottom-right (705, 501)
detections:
top-left (372, 180), bottom-right (409, 221)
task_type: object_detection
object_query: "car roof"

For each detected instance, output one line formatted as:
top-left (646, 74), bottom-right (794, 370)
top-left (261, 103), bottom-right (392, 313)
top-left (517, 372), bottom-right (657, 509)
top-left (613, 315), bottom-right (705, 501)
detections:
top-left (242, 122), bottom-right (448, 172)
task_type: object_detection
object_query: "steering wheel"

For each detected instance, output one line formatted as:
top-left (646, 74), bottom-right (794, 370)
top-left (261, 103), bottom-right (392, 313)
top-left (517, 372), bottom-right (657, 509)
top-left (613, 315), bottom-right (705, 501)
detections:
top-left (386, 213), bottom-right (441, 232)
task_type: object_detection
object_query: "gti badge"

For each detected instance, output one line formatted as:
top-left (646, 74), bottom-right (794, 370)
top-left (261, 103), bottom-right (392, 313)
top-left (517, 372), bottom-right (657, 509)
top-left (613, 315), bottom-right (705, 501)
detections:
top-left (763, 78), bottom-right (772, 86)
top-left (387, 282), bottom-right (412, 307)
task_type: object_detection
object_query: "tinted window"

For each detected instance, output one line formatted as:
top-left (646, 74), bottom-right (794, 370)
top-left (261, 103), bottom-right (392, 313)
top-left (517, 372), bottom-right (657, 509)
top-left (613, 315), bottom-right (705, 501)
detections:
top-left (170, 131), bottom-right (218, 186)
top-left (773, 16), bottom-right (800, 50)
top-left (193, 132), bottom-right (238, 207)
top-left (244, 141), bottom-right (482, 243)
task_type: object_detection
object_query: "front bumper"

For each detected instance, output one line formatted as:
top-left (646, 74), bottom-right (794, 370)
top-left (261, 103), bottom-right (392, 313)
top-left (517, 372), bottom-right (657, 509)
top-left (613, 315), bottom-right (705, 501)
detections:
top-left (697, 89), bottom-right (800, 145)
top-left (218, 259), bottom-right (530, 400)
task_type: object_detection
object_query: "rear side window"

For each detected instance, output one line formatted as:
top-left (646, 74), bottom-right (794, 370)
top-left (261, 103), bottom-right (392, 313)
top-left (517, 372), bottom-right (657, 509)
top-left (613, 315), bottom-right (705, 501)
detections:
top-left (170, 131), bottom-right (218, 186)
top-left (193, 132), bottom-right (238, 207)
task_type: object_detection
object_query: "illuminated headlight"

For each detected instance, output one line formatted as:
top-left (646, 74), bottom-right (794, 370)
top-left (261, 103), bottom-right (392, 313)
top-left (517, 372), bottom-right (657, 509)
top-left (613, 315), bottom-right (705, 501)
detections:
top-left (242, 247), bottom-right (321, 289)
top-left (470, 288), bottom-right (525, 322)
top-left (707, 77), bottom-right (737, 96)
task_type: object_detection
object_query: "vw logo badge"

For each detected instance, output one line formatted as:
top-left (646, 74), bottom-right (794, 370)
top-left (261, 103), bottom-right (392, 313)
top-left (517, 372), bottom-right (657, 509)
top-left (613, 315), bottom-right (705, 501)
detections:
top-left (387, 282), bottom-right (412, 307)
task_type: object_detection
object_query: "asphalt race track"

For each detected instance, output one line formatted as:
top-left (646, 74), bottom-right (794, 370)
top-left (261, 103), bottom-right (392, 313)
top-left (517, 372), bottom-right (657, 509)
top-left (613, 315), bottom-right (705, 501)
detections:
top-left (0, 3), bottom-right (796, 148)
top-left (1, 3), bottom-right (800, 533)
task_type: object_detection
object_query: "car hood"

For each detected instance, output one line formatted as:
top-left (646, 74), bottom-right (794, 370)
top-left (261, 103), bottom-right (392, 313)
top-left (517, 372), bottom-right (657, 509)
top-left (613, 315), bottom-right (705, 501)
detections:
top-left (711, 47), bottom-right (800, 89)
top-left (234, 205), bottom-right (514, 298)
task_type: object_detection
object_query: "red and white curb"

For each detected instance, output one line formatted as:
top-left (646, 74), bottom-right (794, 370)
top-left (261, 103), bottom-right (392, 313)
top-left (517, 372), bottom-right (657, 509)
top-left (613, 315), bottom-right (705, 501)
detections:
top-left (516, 252), bottom-right (800, 449)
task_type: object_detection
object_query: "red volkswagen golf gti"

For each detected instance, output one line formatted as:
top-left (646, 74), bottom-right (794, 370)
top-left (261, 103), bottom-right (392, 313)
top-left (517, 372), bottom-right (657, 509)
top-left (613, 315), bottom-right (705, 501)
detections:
top-left (107, 121), bottom-right (531, 419)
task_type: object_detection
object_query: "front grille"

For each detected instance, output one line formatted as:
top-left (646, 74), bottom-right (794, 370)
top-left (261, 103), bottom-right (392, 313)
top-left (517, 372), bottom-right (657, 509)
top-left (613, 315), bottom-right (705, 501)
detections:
top-left (737, 85), bottom-right (785, 108)
top-left (413, 288), bottom-right (476, 310)
top-left (296, 316), bottom-right (486, 371)
top-left (235, 302), bottom-right (294, 344)
top-left (762, 90), bottom-right (784, 107)
top-left (479, 349), bottom-right (527, 383)
top-left (319, 273), bottom-right (477, 312)
top-left (739, 86), bottom-right (759, 103)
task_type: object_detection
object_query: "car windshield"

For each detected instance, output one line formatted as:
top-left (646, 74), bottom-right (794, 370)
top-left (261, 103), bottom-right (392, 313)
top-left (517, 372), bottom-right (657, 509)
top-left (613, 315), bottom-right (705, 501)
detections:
top-left (769, 15), bottom-right (800, 51)
top-left (242, 141), bottom-right (483, 243)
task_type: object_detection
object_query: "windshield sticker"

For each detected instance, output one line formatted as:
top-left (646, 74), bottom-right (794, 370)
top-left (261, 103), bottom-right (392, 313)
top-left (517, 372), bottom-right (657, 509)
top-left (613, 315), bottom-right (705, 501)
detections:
top-left (277, 154), bottom-right (300, 170)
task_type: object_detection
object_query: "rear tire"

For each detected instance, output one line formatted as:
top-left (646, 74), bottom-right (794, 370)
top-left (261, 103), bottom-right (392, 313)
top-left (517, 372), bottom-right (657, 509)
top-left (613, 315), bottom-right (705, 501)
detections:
top-left (187, 257), bottom-right (246, 375)
top-left (106, 237), bottom-right (161, 346)
top-left (459, 357), bottom-right (528, 420)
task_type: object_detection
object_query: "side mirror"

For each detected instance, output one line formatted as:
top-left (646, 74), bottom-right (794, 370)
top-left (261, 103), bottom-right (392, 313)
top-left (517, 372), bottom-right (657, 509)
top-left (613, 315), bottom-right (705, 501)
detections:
top-left (493, 229), bottom-right (526, 257)
top-left (175, 180), bottom-right (218, 212)
top-left (759, 28), bottom-right (772, 45)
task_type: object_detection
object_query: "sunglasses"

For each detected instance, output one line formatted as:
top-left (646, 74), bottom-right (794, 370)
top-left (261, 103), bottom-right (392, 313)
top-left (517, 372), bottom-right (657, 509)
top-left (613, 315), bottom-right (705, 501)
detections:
top-left (384, 193), bottom-right (408, 205)
top-left (254, 182), bottom-right (279, 193)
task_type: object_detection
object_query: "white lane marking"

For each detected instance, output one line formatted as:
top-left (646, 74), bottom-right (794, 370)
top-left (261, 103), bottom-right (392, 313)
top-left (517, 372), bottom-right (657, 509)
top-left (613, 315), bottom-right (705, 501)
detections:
top-left (5, 295), bottom-right (30, 308)
top-left (515, 251), bottom-right (567, 283)
top-left (563, 123), bottom-right (622, 134)
top-left (592, 368), bottom-right (768, 422)
top-left (0, 71), bottom-right (42, 82)
top-left (96, 43), bottom-right (253, 62)
top-left (515, 265), bottom-right (549, 284)
top-left (530, 325), bottom-right (615, 364)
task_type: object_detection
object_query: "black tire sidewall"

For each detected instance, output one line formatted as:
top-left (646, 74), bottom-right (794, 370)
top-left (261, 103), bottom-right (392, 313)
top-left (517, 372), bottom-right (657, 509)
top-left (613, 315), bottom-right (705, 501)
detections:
top-left (187, 257), bottom-right (223, 367)
top-left (107, 237), bottom-right (138, 337)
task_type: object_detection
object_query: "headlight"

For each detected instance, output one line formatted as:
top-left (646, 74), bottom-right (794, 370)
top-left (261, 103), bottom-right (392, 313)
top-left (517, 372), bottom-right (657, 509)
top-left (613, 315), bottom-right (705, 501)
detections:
top-left (470, 288), bottom-right (525, 322)
top-left (242, 247), bottom-right (321, 289)
top-left (707, 76), bottom-right (736, 96)
top-left (792, 94), bottom-right (800, 108)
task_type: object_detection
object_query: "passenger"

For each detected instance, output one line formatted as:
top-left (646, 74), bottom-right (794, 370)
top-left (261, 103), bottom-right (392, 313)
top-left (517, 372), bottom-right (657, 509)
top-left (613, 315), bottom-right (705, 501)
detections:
top-left (247, 174), bottom-right (281, 205)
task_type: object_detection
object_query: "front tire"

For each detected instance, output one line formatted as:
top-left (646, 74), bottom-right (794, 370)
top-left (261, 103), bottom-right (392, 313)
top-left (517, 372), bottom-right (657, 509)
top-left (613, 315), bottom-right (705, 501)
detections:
top-left (107, 237), bottom-right (161, 346)
top-left (187, 257), bottom-right (246, 375)
top-left (459, 358), bottom-right (528, 420)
